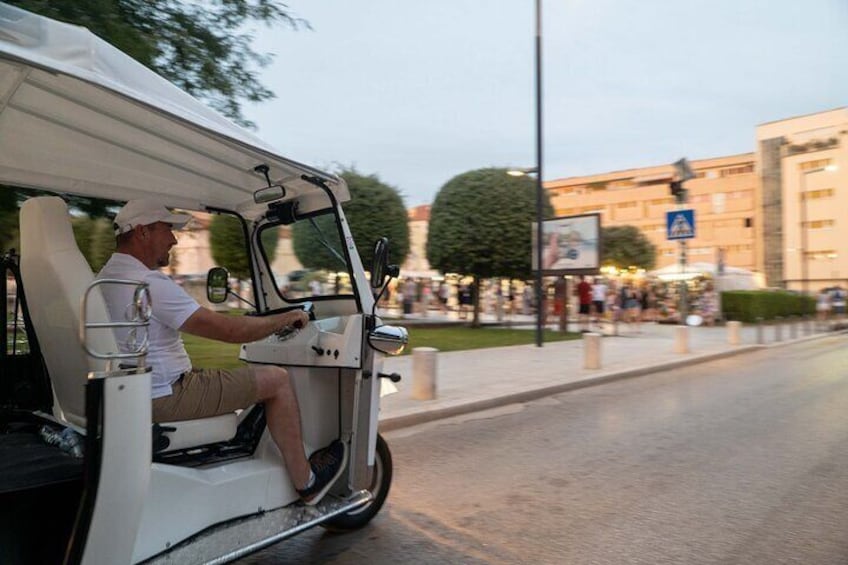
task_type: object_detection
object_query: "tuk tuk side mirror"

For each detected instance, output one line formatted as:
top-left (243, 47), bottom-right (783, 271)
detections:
top-left (206, 267), bottom-right (230, 304)
top-left (371, 237), bottom-right (390, 289)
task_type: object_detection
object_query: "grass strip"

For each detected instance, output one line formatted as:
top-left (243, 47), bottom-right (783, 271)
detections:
top-left (183, 325), bottom-right (579, 368)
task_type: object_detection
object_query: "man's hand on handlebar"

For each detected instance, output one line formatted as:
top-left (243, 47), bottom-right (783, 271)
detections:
top-left (280, 309), bottom-right (310, 331)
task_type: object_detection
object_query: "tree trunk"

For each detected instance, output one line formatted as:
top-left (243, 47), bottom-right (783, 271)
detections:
top-left (471, 276), bottom-right (481, 328)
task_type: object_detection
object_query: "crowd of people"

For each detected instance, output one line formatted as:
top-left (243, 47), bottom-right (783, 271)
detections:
top-left (377, 274), bottom-right (724, 327)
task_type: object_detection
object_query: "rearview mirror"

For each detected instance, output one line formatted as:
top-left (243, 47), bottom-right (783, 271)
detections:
top-left (371, 237), bottom-right (389, 289)
top-left (253, 184), bottom-right (285, 204)
top-left (206, 267), bottom-right (230, 304)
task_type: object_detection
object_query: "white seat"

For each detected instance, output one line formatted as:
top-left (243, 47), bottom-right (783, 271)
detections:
top-left (19, 196), bottom-right (236, 448)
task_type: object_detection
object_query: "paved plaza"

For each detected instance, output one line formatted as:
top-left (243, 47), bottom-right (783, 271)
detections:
top-left (378, 311), bottom-right (842, 430)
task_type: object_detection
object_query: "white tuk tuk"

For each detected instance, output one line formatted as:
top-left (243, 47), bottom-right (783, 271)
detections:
top-left (0, 3), bottom-right (407, 563)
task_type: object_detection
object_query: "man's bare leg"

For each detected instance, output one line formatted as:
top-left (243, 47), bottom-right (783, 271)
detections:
top-left (253, 366), bottom-right (311, 489)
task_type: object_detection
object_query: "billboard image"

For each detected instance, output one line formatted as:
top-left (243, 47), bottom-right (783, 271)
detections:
top-left (533, 213), bottom-right (601, 275)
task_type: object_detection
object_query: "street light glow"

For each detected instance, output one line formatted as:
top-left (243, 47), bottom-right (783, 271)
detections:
top-left (507, 167), bottom-right (539, 177)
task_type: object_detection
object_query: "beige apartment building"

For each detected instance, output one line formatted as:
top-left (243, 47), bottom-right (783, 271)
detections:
top-left (545, 106), bottom-right (848, 293)
top-left (756, 107), bottom-right (847, 292)
top-left (545, 153), bottom-right (758, 274)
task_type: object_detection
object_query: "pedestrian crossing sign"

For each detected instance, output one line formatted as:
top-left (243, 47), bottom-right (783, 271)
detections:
top-left (666, 209), bottom-right (695, 240)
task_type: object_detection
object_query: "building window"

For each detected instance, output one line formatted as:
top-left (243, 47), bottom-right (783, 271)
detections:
top-left (801, 188), bottom-right (835, 200)
top-left (804, 250), bottom-right (837, 260)
top-left (799, 159), bottom-right (833, 171)
top-left (803, 219), bottom-right (835, 230)
top-left (719, 164), bottom-right (754, 177)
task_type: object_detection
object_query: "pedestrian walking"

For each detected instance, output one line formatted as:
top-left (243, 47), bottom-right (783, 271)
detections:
top-left (622, 282), bottom-right (642, 332)
top-left (576, 275), bottom-right (592, 331)
top-left (591, 277), bottom-right (607, 327)
top-left (816, 288), bottom-right (831, 326)
top-left (522, 284), bottom-right (533, 316)
top-left (438, 281), bottom-right (450, 312)
top-left (402, 278), bottom-right (416, 317)
top-left (830, 287), bottom-right (846, 320)
top-left (699, 283), bottom-right (718, 326)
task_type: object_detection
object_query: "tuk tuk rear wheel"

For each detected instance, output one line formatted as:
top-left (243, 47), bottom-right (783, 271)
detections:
top-left (323, 433), bottom-right (392, 531)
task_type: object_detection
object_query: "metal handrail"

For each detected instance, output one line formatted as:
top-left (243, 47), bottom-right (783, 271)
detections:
top-left (81, 278), bottom-right (151, 366)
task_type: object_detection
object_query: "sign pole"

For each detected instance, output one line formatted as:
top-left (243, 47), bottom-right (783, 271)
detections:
top-left (669, 158), bottom-right (696, 323)
top-left (679, 239), bottom-right (688, 320)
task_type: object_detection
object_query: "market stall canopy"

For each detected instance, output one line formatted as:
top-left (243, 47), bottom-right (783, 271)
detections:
top-left (650, 262), bottom-right (765, 290)
top-left (0, 2), bottom-right (347, 216)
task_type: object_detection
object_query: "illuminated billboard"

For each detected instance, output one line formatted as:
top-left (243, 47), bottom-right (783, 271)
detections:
top-left (532, 213), bottom-right (601, 275)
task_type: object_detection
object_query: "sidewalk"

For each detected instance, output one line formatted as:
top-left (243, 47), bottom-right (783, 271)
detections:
top-left (378, 314), bottom-right (842, 431)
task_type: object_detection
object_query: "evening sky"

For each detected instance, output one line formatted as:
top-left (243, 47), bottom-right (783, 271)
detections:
top-left (244, 0), bottom-right (847, 206)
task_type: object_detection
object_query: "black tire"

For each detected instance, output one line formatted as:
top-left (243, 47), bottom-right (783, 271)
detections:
top-left (322, 434), bottom-right (392, 531)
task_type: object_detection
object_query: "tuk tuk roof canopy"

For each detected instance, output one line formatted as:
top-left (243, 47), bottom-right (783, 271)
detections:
top-left (0, 2), bottom-right (348, 216)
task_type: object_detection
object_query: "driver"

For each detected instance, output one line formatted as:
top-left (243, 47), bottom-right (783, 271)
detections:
top-left (97, 199), bottom-right (345, 505)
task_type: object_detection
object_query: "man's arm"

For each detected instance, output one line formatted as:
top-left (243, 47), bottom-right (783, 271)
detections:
top-left (180, 307), bottom-right (310, 344)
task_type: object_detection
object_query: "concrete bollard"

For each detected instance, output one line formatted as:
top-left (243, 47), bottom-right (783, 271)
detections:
top-left (756, 317), bottom-right (764, 344)
top-left (790, 316), bottom-right (798, 339)
top-left (727, 320), bottom-right (742, 345)
top-left (674, 325), bottom-right (689, 354)
top-left (774, 317), bottom-right (783, 342)
top-left (411, 347), bottom-right (438, 400)
top-left (583, 332), bottom-right (602, 370)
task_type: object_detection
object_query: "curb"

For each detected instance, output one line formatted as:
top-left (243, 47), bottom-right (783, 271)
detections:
top-left (379, 344), bottom-right (764, 432)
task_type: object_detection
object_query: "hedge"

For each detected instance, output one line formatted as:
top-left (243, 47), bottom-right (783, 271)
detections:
top-left (722, 290), bottom-right (815, 323)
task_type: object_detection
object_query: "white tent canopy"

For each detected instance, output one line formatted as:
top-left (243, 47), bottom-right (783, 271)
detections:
top-left (650, 262), bottom-right (765, 290)
top-left (0, 2), bottom-right (348, 216)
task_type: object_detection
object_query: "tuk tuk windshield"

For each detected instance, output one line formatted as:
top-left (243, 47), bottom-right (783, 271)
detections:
top-left (260, 210), bottom-right (355, 301)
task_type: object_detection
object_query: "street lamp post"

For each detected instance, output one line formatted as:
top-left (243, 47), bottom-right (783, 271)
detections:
top-left (507, 165), bottom-right (544, 346)
top-left (799, 166), bottom-right (836, 294)
top-left (534, 0), bottom-right (544, 347)
top-left (509, 0), bottom-right (545, 347)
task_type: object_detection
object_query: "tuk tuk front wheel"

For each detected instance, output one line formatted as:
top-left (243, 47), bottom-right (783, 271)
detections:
top-left (323, 433), bottom-right (392, 531)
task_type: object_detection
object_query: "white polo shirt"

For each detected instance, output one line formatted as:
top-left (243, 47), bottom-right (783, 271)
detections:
top-left (97, 253), bottom-right (200, 399)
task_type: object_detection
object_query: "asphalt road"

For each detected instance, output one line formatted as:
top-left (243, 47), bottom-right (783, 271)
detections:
top-left (240, 335), bottom-right (848, 564)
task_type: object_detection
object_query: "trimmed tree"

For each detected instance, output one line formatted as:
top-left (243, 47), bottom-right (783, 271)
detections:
top-left (601, 225), bottom-right (656, 271)
top-left (291, 169), bottom-right (409, 277)
top-left (209, 214), bottom-right (278, 281)
top-left (426, 167), bottom-right (553, 327)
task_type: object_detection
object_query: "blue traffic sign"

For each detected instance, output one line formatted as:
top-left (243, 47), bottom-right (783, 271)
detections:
top-left (666, 209), bottom-right (695, 240)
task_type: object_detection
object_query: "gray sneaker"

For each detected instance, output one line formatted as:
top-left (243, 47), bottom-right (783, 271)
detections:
top-left (297, 439), bottom-right (348, 506)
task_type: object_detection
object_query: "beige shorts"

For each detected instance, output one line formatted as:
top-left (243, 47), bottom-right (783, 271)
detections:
top-left (152, 366), bottom-right (258, 423)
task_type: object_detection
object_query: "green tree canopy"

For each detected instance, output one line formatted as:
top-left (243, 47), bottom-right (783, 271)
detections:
top-left (426, 167), bottom-right (553, 325)
top-left (601, 225), bottom-right (656, 271)
top-left (209, 214), bottom-right (278, 280)
top-left (71, 216), bottom-right (116, 272)
top-left (291, 169), bottom-right (409, 275)
top-left (8, 0), bottom-right (303, 127)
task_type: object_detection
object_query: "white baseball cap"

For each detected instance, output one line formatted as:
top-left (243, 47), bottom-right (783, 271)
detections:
top-left (113, 199), bottom-right (191, 235)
